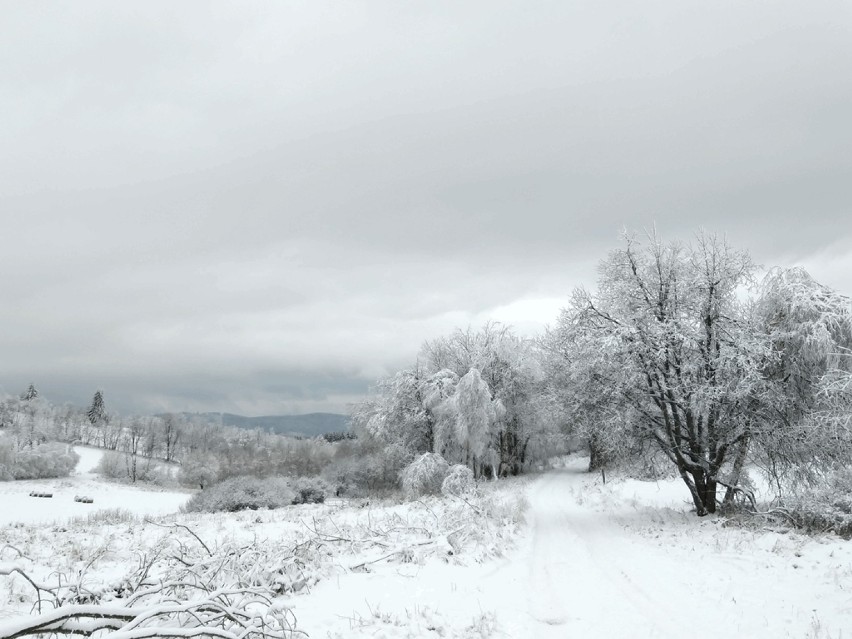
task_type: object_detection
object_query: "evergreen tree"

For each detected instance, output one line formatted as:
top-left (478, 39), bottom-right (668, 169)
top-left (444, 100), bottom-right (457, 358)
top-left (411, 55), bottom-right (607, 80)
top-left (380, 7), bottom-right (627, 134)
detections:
top-left (87, 390), bottom-right (107, 426)
top-left (21, 383), bottom-right (38, 401)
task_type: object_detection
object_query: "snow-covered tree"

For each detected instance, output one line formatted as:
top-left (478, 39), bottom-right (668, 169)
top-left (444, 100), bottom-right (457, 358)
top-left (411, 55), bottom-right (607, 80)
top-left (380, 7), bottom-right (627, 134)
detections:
top-left (20, 383), bottom-right (38, 401)
top-left (352, 368), bottom-right (433, 453)
top-left (552, 232), bottom-right (766, 514)
top-left (438, 368), bottom-right (499, 477)
top-left (351, 323), bottom-right (561, 480)
top-left (551, 231), bottom-right (852, 515)
top-left (87, 390), bottom-right (106, 426)
top-left (161, 412), bottom-right (182, 462)
top-left (423, 324), bottom-right (557, 475)
top-left (747, 266), bottom-right (852, 493)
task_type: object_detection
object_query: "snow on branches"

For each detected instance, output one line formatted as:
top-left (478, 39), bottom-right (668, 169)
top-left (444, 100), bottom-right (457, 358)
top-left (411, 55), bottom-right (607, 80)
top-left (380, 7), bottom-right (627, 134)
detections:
top-left (0, 527), bottom-right (304, 639)
top-left (547, 231), bottom-right (852, 515)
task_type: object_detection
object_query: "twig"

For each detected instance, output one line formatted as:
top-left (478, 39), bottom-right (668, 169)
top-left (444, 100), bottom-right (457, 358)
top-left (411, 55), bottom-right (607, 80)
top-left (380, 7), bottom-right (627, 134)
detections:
top-left (145, 522), bottom-right (212, 557)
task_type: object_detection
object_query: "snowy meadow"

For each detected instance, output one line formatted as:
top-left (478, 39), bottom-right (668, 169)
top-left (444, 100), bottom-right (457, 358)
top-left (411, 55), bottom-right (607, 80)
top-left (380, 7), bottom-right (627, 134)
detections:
top-left (3, 451), bottom-right (852, 638)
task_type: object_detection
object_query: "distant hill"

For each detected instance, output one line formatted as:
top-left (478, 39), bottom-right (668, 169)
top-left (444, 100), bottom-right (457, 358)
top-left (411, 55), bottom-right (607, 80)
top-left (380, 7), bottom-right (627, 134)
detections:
top-left (203, 412), bottom-right (351, 438)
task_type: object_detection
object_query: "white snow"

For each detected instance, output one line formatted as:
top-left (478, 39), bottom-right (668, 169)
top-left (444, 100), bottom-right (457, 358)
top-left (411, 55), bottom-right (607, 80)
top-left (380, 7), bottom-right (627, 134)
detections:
top-left (2, 455), bottom-right (851, 638)
top-left (0, 446), bottom-right (190, 527)
top-left (296, 458), bottom-right (852, 638)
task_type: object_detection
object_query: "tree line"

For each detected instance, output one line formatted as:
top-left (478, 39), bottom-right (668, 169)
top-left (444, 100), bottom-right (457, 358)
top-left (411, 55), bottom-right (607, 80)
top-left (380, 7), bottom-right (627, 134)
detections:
top-left (353, 230), bottom-right (852, 515)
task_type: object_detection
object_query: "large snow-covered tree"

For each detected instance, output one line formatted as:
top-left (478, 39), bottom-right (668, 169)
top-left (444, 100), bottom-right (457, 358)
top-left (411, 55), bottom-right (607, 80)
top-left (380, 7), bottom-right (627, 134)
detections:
top-left (551, 231), bottom-right (852, 515)
top-left (352, 367), bottom-right (442, 454)
top-left (437, 368), bottom-right (499, 476)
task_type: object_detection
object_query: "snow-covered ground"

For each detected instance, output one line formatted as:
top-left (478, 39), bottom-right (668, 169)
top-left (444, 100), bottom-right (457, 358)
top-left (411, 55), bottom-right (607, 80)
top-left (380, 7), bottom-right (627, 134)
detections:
top-left (0, 445), bottom-right (190, 526)
top-left (297, 460), bottom-right (852, 638)
top-left (2, 456), bottom-right (851, 638)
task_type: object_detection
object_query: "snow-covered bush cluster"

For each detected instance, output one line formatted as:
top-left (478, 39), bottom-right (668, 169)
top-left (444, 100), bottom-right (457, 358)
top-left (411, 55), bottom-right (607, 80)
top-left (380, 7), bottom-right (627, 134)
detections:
top-left (291, 476), bottom-right (329, 504)
top-left (400, 453), bottom-right (450, 498)
top-left (441, 464), bottom-right (476, 497)
top-left (184, 475), bottom-right (333, 512)
top-left (780, 469), bottom-right (852, 539)
top-left (0, 440), bottom-right (79, 480)
top-left (184, 476), bottom-right (297, 512)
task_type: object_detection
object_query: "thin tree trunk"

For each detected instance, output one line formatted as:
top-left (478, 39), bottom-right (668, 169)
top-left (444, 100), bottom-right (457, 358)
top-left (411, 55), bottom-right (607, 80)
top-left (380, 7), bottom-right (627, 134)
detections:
top-left (723, 436), bottom-right (750, 505)
top-left (704, 478), bottom-right (717, 514)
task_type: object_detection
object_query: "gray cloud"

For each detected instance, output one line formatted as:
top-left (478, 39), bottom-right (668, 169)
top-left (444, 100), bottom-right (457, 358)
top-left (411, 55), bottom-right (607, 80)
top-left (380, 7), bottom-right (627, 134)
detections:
top-left (1, 1), bottom-right (850, 414)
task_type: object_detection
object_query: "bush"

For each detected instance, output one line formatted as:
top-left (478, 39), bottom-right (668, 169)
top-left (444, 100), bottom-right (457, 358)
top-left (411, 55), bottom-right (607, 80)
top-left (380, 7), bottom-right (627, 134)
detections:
top-left (96, 450), bottom-right (127, 479)
top-left (178, 453), bottom-right (219, 489)
top-left (183, 476), bottom-right (295, 513)
top-left (782, 468), bottom-right (852, 539)
top-left (400, 453), bottom-right (450, 499)
top-left (12, 443), bottom-right (79, 479)
top-left (441, 464), bottom-right (476, 497)
top-left (291, 476), bottom-right (328, 504)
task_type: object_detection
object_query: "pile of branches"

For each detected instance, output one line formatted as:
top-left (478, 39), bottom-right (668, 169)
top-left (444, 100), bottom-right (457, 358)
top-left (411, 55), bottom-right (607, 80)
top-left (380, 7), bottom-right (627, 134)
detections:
top-left (303, 485), bottom-right (527, 571)
top-left (0, 523), bottom-right (312, 639)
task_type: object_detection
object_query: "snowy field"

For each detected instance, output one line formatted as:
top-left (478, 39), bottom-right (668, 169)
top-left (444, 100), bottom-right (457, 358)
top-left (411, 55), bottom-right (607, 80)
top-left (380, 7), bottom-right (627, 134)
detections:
top-left (2, 456), bottom-right (851, 638)
top-left (0, 446), bottom-right (190, 527)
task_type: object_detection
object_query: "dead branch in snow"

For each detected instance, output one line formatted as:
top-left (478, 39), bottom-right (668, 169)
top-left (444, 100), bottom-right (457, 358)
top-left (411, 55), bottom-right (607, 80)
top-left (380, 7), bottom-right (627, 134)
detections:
top-left (0, 525), bottom-right (307, 639)
top-left (0, 589), bottom-right (301, 639)
top-left (144, 521), bottom-right (212, 557)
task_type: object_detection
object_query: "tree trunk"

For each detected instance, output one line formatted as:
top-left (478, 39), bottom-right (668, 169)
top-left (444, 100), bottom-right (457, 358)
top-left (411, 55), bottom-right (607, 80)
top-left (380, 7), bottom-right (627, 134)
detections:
top-left (703, 478), bottom-right (717, 514)
top-left (686, 468), bottom-right (717, 515)
top-left (723, 437), bottom-right (750, 505)
top-left (679, 468), bottom-right (708, 516)
top-left (588, 435), bottom-right (606, 472)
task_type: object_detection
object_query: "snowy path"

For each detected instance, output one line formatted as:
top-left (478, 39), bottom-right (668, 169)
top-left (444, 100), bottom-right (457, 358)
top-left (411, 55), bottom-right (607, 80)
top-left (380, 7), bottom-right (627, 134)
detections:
top-left (492, 462), bottom-right (851, 638)
top-left (515, 468), bottom-right (693, 638)
top-left (298, 460), bottom-right (852, 637)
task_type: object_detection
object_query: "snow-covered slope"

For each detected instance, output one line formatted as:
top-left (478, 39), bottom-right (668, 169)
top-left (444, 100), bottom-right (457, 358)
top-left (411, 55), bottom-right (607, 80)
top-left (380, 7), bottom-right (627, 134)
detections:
top-left (0, 445), bottom-right (190, 526)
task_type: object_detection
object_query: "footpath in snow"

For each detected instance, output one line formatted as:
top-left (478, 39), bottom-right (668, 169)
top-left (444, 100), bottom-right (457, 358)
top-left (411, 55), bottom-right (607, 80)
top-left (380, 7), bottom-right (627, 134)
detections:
top-left (300, 459), bottom-right (852, 638)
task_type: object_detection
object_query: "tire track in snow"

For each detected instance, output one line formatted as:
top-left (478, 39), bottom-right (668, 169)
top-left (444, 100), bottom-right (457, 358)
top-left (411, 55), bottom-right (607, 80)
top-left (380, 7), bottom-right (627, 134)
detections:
top-left (520, 469), bottom-right (693, 639)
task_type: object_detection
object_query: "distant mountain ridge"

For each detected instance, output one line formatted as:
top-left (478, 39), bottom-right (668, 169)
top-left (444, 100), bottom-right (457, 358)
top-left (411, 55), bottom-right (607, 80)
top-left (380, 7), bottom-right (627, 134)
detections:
top-left (193, 412), bottom-right (350, 438)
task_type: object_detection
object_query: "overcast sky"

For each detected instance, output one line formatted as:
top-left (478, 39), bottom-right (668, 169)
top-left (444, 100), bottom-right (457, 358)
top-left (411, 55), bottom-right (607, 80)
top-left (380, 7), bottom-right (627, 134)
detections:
top-left (1, 1), bottom-right (850, 416)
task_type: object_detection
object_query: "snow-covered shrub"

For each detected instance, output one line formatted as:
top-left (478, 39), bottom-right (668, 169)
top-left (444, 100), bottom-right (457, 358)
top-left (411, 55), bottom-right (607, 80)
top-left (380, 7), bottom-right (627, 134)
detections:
top-left (780, 468), bottom-right (852, 539)
top-left (400, 453), bottom-right (450, 499)
top-left (96, 450), bottom-right (168, 484)
top-left (183, 476), bottom-right (295, 513)
top-left (290, 476), bottom-right (328, 504)
top-left (441, 464), bottom-right (476, 497)
top-left (96, 450), bottom-right (126, 479)
top-left (178, 452), bottom-right (220, 489)
top-left (145, 462), bottom-right (179, 487)
top-left (12, 443), bottom-right (79, 479)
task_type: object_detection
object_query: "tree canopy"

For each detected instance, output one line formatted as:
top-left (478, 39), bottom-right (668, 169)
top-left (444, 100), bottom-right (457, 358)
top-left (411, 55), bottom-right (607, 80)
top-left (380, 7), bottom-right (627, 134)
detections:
top-left (546, 231), bottom-right (852, 514)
